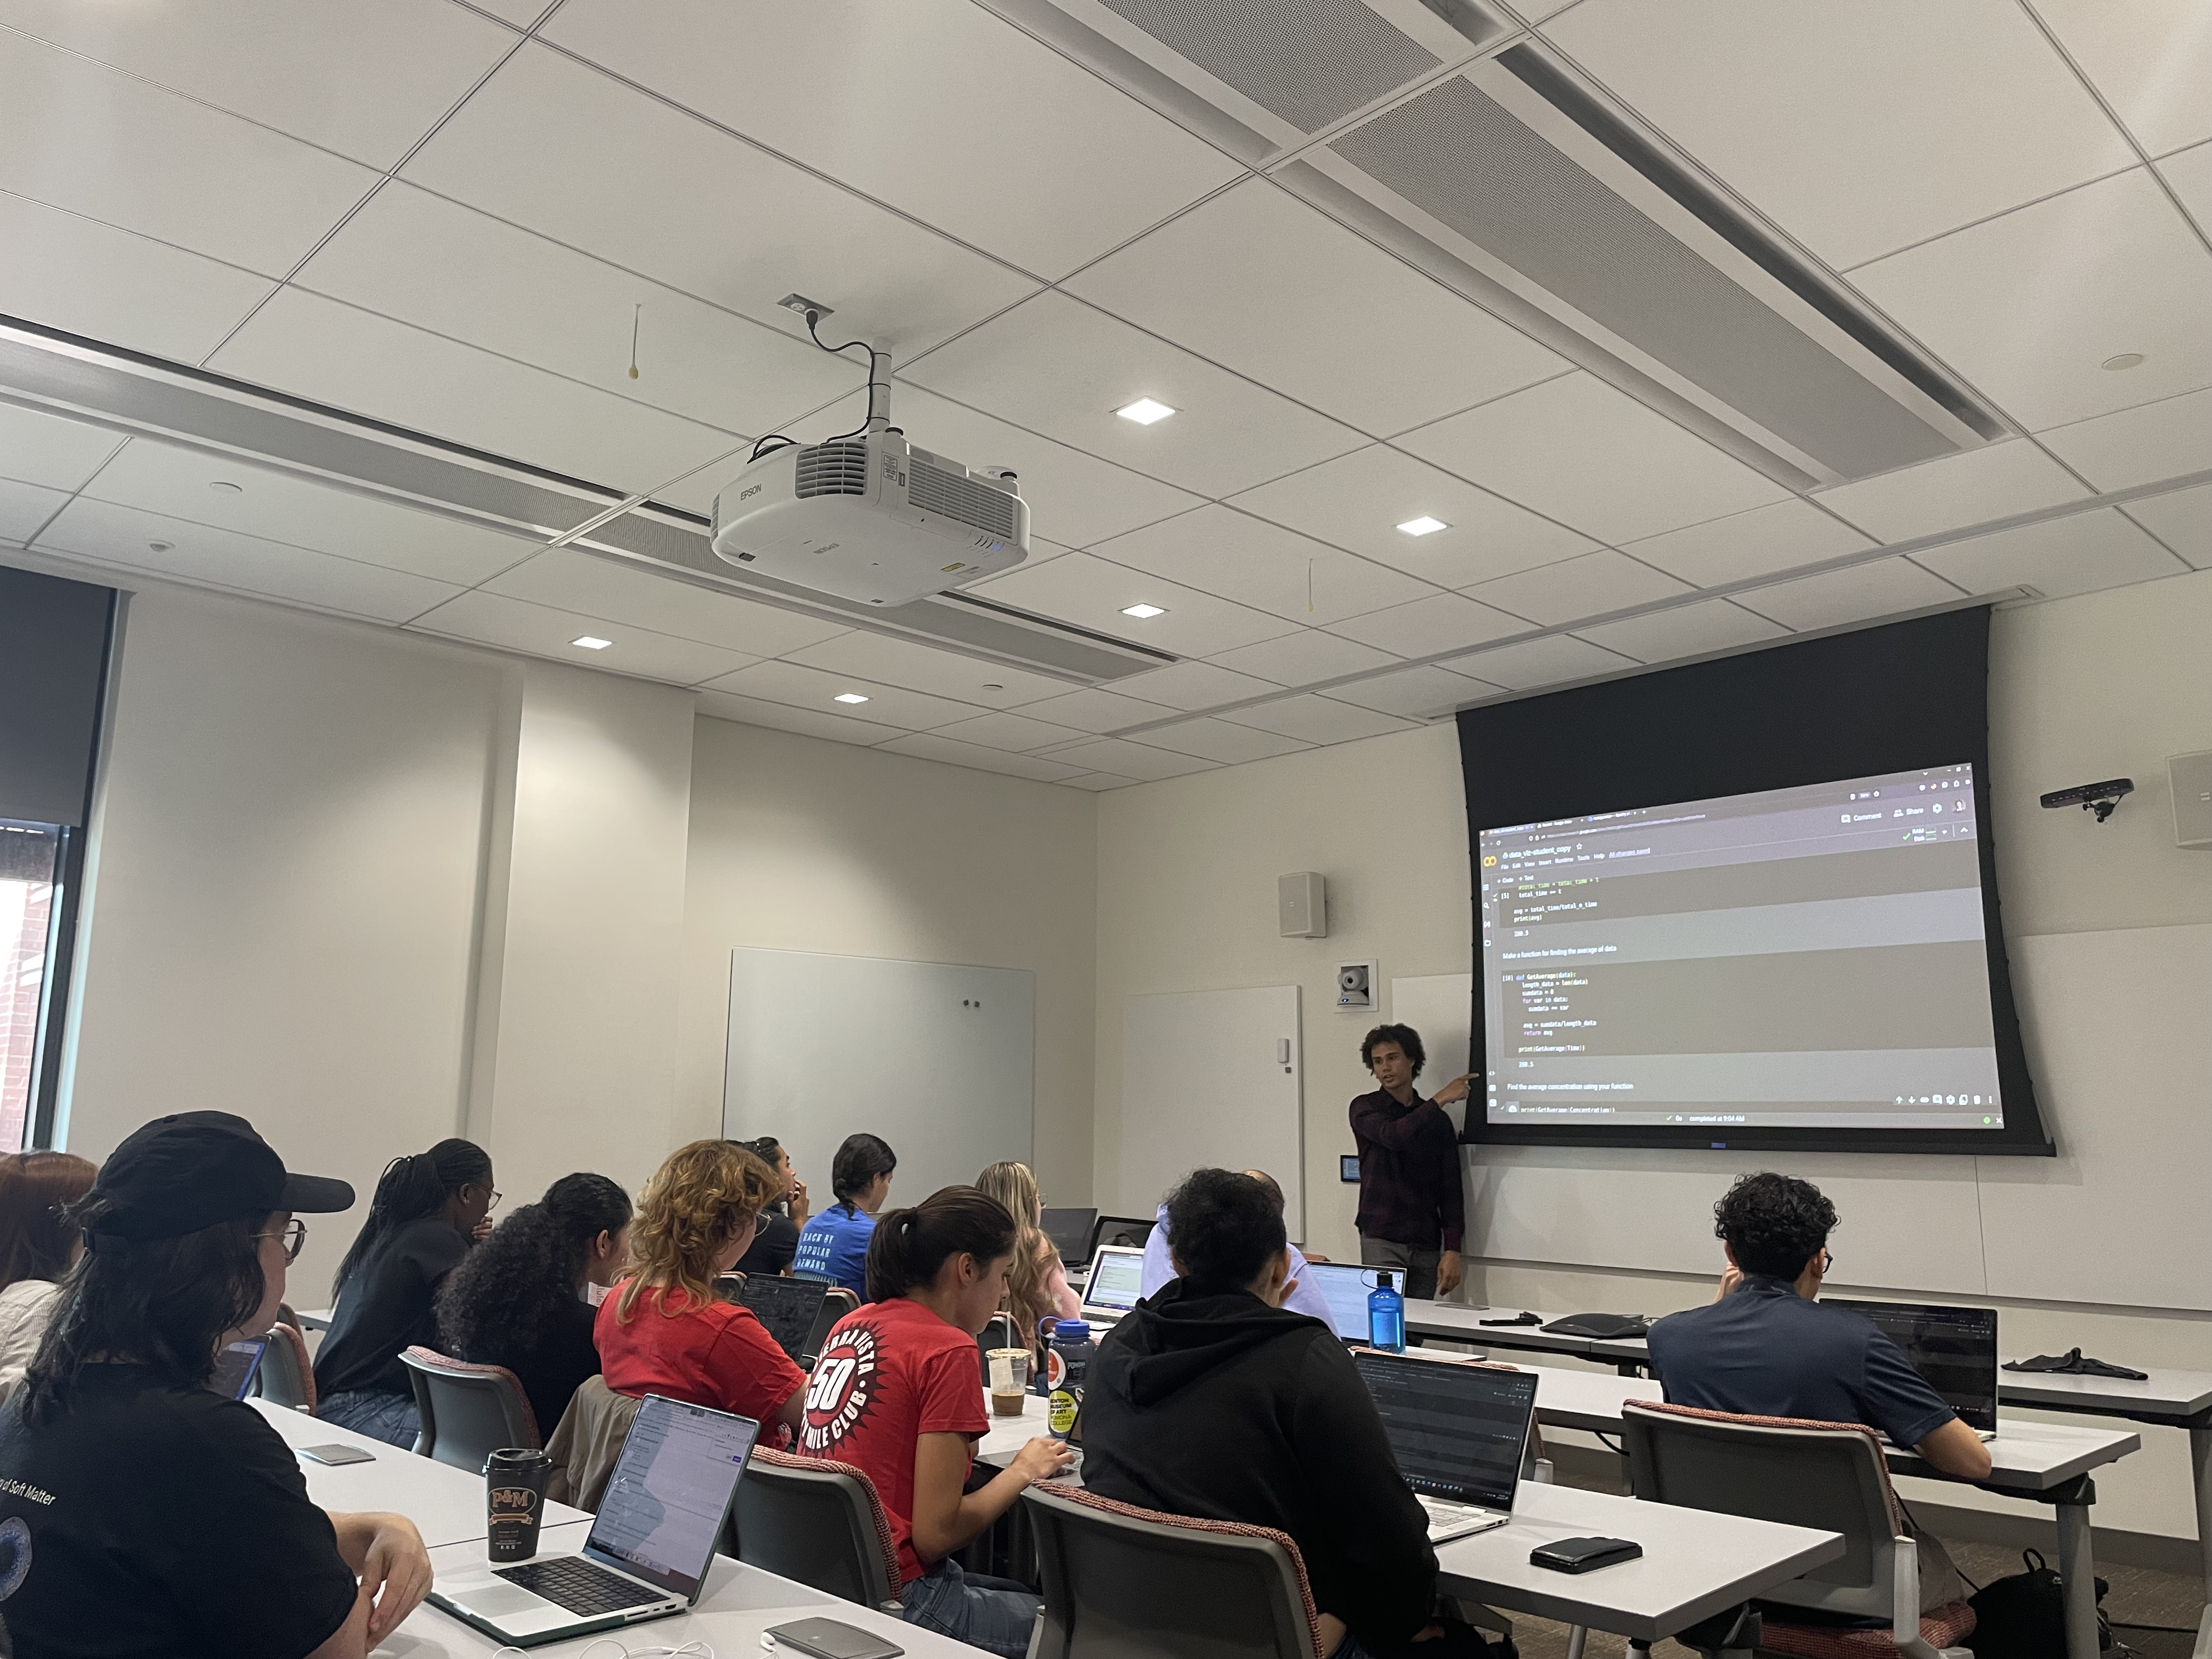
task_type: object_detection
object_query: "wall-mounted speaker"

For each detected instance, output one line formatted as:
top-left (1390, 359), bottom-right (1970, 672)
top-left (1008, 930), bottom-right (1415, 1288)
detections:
top-left (2172, 751), bottom-right (2212, 849)
top-left (1278, 871), bottom-right (1327, 938)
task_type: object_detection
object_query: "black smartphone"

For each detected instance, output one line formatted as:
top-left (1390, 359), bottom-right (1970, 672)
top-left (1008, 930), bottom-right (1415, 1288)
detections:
top-left (297, 1443), bottom-right (377, 1466)
top-left (1530, 1536), bottom-right (1643, 1573)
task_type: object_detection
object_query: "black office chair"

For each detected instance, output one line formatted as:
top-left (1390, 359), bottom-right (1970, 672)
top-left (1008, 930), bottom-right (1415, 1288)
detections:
top-left (734, 1447), bottom-right (905, 1612)
top-left (398, 1346), bottom-right (540, 1471)
top-left (254, 1316), bottom-right (317, 1411)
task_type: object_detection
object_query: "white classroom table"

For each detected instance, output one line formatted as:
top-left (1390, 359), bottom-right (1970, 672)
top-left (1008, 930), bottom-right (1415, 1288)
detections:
top-left (294, 1306), bottom-right (335, 1331)
top-left (251, 1399), bottom-right (592, 1549)
top-left (374, 1522), bottom-right (980, 1658)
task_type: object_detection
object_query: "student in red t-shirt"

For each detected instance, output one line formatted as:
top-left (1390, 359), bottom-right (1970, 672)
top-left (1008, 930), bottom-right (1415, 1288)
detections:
top-left (595, 1141), bottom-right (805, 1437)
top-left (798, 1186), bottom-right (1073, 1657)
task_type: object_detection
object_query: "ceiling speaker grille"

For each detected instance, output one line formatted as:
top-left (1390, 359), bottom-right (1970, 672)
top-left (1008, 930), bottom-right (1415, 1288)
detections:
top-left (1098, 0), bottom-right (1438, 133)
top-left (794, 441), bottom-right (869, 498)
top-left (1330, 76), bottom-right (1955, 479)
top-left (909, 460), bottom-right (1019, 540)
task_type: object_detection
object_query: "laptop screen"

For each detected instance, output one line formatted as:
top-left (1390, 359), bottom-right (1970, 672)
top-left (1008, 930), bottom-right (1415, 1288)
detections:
top-left (585, 1395), bottom-right (760, 1598)
top-left (210, 1338), bottom-right (267, 1401)
top-left (1303, 1262), bottom-right (1376, 1342)
top-left (1041, 1207), bottom-right (1098, 1266)
top-left (738, 1274), bottom-right (832, 1363)
top-left (1082, 1245), bottom-right (1147, 1314)
top-left (1825, 1298), bottom-right (1999, 1435)
top-left (1355, 1352), bottom-right (1536, 1511)
top-left (1087, 1214), bottom-right (1156, 1262)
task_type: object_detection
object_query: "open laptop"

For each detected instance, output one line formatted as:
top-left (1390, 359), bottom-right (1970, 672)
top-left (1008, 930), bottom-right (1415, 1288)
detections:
top-left (430, 1394), bottom-right (760, 1647)
top-left (210, 1336), bottom-right (267, 1401)
top-left (1304, 1262), bottom-right (1380, 1344)
top-left (1354, 1350), bottom-right (1537, 1544)
top-left (1078, 1244), bottom-right (1148, 1324)
top-left (1041, 1206), bottom-right (1099, 1268)
top-left (737, 1273), bottom-right (833, 1365)
top-left (1826, 1297), bottom-right (2000, 1440)
top-left (1085, 1214), bottom-right (1156, 1265)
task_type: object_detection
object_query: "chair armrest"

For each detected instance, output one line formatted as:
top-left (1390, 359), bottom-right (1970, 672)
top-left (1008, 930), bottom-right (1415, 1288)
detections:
top-left (1892, 1533), bottom-right (1921, 1652)
top-left (1532, 1458), bottom-right (1556, 1485)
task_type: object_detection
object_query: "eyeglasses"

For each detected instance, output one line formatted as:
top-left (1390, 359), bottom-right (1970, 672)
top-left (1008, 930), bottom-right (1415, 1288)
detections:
top-left (252, 1219), bottom-right (308, 1264)
top-left (752, 1212), bottom-right (770, 1237)
top-left (1819, 1248), bottom-right (1836, 1274)
top-left (486, 1189), bottom-right (504, 1212)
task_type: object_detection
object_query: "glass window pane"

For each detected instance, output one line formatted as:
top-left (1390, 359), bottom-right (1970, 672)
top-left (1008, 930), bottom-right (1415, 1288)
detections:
top-left (0, 822), bottom-right (63, 1152)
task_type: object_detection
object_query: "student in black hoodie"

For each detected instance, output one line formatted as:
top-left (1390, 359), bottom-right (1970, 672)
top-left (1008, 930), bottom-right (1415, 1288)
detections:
top-left (1083, 1169), bottom-right (1503, 1659)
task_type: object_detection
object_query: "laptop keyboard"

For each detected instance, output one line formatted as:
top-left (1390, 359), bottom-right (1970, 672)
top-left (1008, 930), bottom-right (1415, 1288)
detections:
top-left (1415, 1495), bottom-right (1502, 1539)
top-left (493, 1555), bottom-right (660, 1616)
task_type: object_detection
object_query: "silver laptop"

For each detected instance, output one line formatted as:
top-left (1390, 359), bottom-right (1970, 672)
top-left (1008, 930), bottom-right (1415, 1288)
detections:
top-left (1079, 1244), bottom-right (1147, 1324)
top-left (1826, 1297), bottom-right (2000, 1442)
top-left (1355, 1350), bottom-right (1537, 1544)
top-left (1304, 1262), bottom-right (1381, 1344)
top-left (429, 1395), bottom-right (759, 1647)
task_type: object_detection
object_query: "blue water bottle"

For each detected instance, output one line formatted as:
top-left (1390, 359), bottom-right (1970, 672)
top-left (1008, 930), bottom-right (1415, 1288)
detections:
top-left (1368, 1269), bottom-right (1406, 1352)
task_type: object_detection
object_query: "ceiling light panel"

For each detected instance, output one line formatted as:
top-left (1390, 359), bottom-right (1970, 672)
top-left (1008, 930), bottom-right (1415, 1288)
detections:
top-left (572, 635), bottom-right (613, 649)
top-left (410, 588), bottom-right (758, 681)
top-left (980, 551), bottom-right (1299, 657)
top-left (1397, 516), bottom-right (1448, 536)
top-left (697, 687), bottom-right (905, 747)
top-left (1089, 504), bottom-right (1434, 626)
top-left (1115, 397), bottom-right (1177, 425)
top-left (785, 629), bottom-right (1074, 708)
top-left (833, 691), bottom-right (871, 703)
top-left (486, 549), bottom-right (850, 658)
top-left (1119, 602), bottom-right (1167, 617)
top-left (703, 659), bottom-right (988, 731)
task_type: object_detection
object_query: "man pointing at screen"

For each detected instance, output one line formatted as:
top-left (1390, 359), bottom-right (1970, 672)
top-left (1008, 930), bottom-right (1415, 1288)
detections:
top-left (1349, 1024), bottom-right (1470, 1300)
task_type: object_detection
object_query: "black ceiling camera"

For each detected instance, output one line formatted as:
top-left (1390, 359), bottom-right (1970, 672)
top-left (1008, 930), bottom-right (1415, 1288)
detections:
top-left (2040, 778), bottom-right (2134, 823)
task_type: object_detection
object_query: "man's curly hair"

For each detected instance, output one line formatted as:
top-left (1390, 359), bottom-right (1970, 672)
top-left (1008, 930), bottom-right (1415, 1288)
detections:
top-left (1713, 1172), bottom-right (1836, 1278)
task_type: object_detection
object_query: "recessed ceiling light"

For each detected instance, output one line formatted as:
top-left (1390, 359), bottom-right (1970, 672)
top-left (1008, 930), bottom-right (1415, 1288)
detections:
top-left (208, 480), bottom-right (244, 494)
top-left (981, 683), bottom-right (1004, 691)
top-left (571, 635), bottom-right (613, 650)
top-left (833, 692), bottom-right (871, 704)
top-left (1114, 398), bottom-right (1176, 426)
top-left (148, 540), bottom-right (174, 552)
top-left (1120, 603), bottom-right (1168, 619)
top-left (2102, 352), bottom-right (2146, 371)
top-left (1397, 516), bottom-right (1448, 537)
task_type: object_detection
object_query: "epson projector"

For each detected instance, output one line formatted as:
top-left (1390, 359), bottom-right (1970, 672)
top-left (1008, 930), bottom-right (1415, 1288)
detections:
top-left (710, 431), bottom-right (1029, 607)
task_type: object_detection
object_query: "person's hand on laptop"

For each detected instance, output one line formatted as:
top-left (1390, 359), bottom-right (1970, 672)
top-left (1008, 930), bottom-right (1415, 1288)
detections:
top-left (1011, 1438), bottom-right (1077, 1485)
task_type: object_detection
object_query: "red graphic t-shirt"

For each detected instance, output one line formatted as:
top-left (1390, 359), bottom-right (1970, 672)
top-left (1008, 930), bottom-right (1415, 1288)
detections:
top-left (595, 1282), bottom-right (805, 1429)
top-left (797, 1296), bottom-right (986, 1584)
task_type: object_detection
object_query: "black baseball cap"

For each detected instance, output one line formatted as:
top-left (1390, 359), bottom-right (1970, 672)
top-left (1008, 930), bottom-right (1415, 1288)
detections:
top-left (89, 1111), bottom-right (354, 1240)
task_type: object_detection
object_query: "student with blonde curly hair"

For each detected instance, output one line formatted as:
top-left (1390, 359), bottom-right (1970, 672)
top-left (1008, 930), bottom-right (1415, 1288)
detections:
top-left (594, 1141), bottom-right (805, 1435)
top-left (973, 1160), bottom-right (1079, 1332)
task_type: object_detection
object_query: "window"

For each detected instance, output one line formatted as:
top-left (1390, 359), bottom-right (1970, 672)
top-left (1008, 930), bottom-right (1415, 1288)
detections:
top-left (0, 822), bottom-right (64, 1150)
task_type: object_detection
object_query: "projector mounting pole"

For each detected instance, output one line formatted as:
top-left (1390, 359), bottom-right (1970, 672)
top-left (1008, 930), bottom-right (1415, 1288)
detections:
top-left (866, 344), bottom-right (890, 435)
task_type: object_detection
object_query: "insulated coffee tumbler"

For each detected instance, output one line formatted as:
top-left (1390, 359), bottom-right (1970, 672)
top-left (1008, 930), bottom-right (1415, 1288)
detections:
top-left (486, 1447), bottom-right (554, 1562)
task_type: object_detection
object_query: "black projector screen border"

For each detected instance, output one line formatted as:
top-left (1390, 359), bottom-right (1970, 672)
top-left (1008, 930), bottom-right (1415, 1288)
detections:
top-left (1455, 606), bottom-right (2052, 1156)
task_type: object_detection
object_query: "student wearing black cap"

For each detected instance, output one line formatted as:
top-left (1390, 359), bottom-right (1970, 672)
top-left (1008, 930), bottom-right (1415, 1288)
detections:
top-left (0, 1112), bottom-right (433, 1658)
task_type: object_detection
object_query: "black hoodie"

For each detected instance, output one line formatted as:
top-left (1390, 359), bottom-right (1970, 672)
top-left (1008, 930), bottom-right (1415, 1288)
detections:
top-left (1080, 1278), bottom-right (1438, 1646)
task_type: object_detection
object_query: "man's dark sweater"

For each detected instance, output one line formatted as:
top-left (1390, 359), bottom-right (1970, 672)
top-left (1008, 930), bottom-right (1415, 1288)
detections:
top-left (1080, 1278), bottom-right (1437, 1646)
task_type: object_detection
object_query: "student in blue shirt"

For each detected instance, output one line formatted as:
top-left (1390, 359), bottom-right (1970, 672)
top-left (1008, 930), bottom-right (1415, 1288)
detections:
top-left (793, 1133), bottom-right (897, 1297)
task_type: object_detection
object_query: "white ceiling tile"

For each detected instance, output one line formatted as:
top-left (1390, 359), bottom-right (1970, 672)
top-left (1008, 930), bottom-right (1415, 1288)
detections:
top-left (2035, 0), bottom-right (2212, 157)
top-left (409, 588), bottom-right (755, 683)
top-left (1065, 180), bottom-right (1564, 435)
top-left (2036, 383), bottom-right (2212, 488)
top-left (1545, 0), bottom-right (2136, 269)
top-left (876, 384), bottom-right (1202, 550)
top-left (973, 550), bottom-right (1298, 658)
top-left (83, 438), bottom-right (537, 586)
top-left (542, 0), bottom-right (1240, 279)
top-left (1223, 695), bottom-right (1417, 744)
top-left (1463, 550), bottom-right (1695, 625)
top-left (0, 403), bottom-right (122, 491)
top-left (0, 477), bottom-right (66, 542)
top-left (1091, 505), bottom-right (1435, 627)
top-left (1229, 445), bottom-right (1601, 588)
top-left (899, 291), bottom-right (1365, 498)
top-left (1621, 498), bottom-right (1878, 587)
top-left (695, 687), bottom-right (905, 747)
top-left (1106, 659), bottom-right (1278, 711)
top-left (209, 289), bottom-right (741, 498)
top-left (484, 549), bottom-right (850, 656)
top-left (467, 0), bottom-right (549, 24)
top-left (294, 184), bottom-right (859, 439)
top-left (1731, 558), bottom-right (1965, 631)
top-left (1910, 507), bottom-right (2187, 599)
top-left (874, 731), bottom-right (1088, 783)
top-left (699, 658), bottom-right (986, 732)
top-left (1125, 717), bottom-right (1313, 764)
top-left (36, 497), bottom-right (461, 623)
top-left (400, 43), bottom-right (1037, 357)
top-left (925, 710), bottom-right (1092, 753)
top-left (2122, 482), bottom-right (2212, 567)
top-left (1571, 599), bottom-right (1790, 664)
top-left (1851, 169), bottom-right (2212, 430)
top-left (0, 193), bottom-right (273, 363)
top-left (1209, 629), bottom-right (1401, 687)
top-left (0, 30), bottom-right (377, 276)
top-left (783, 631), bottom-right (1073, 708)
top-left (0, 0), bottom-right (516, 170)
top-left (2166, 138), bottom-right (2212, 208)
top-left (1397, 374), bottom-right (1790, 544)
top-left (1440, 634), bottom-right (1640, 692)
top-left (1321, 664), bottom-right (1493, 719)
top-left (1325, 591), bottom-right (1526, 657)
top-left (1011, 686), bottom-right (1180, 733)
top-left (1036, 737), bottom-right (1219, 781)
top-left (1814, 441), bottom-right (2094, 543)
top-left (1058, 771), bottom-right (1139, 791)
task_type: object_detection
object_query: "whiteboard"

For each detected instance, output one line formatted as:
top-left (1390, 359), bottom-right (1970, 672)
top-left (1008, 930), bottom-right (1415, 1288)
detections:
top-left (722, 949), bottom-right (1032, 1211)
top-left (1119, 986), bottom-right (1304, 1238)
top-left (1390, 973), bottom-right (1474, 1136)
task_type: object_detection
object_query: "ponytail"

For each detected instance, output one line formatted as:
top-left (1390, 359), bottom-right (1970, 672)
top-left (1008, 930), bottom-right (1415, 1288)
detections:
top-left (830, 1133), bottom-right (898, 1217)
top-left (437, 1172), bottom-right (629, 1365)
top-left (334, 1137), bottom-right (492, 1298)
top-left (865, 1185), bottom-right (1015, 1304)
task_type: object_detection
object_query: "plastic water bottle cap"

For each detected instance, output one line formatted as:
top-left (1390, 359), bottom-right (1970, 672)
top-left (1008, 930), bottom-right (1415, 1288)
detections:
top-left (1053, 1320), bottom-right (1091, 1339)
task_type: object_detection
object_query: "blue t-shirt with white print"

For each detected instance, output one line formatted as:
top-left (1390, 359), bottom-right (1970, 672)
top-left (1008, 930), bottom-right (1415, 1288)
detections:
top-left (793, 1204), bottom-right (876, 1298)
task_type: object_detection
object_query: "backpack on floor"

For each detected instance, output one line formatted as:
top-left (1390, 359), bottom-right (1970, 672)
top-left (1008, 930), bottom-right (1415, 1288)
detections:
top-left (1965, 1548), bottom-right (2109, 1658)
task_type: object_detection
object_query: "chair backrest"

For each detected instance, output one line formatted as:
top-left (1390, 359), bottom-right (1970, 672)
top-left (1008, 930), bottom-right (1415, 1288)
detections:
top-left (1621, 1400), bottom-right (1905, 1618)
top-left (1024, 1483), bottom-right (1324, 1659)
top-left (735, 1447), bottom-right (903, 1609)
top-left (807, 1288), bottom-right (859, 1367)
top-left (398, 1346), bottom-right (541, 1471)
top-left (255, 1318), bottom-right (317, 1411)
top-left (544, 1376), bottom-right (642, 1510)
